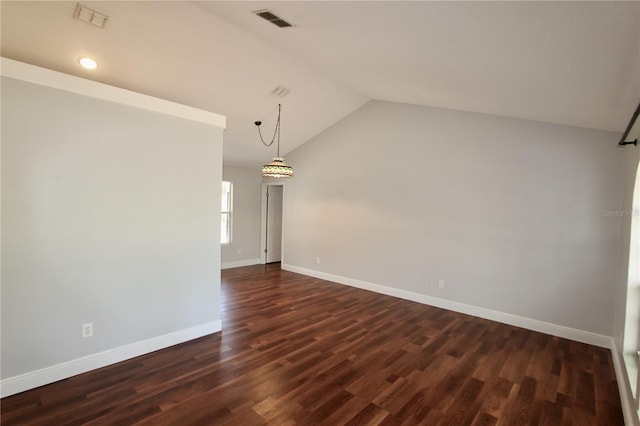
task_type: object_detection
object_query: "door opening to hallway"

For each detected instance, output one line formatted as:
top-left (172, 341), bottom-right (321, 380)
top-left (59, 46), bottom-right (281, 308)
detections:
top-left (262, 184), bottom-right (283, 264)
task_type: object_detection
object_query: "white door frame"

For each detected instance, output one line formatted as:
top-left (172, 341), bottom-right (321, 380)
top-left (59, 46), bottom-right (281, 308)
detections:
top-left (260, 182), bottom-right (286, 264)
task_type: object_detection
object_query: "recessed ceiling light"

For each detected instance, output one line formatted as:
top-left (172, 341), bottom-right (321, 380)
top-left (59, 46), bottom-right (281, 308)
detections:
top-left (78, 57), bottom-right (97, 70)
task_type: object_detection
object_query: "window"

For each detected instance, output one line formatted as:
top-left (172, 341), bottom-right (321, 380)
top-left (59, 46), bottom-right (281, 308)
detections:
top-left (623, 161), bottom-right (640, 405)
top-left (221, 181), bottom-right (232, 244)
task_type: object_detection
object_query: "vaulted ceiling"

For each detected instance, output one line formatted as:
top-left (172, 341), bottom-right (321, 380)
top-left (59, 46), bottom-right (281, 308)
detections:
top-left (2, 1), bottom-right (639, 166)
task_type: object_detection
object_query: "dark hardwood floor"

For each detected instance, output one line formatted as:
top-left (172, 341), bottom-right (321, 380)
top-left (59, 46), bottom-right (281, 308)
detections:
top-left (1, 263), bottom-right (624, 425)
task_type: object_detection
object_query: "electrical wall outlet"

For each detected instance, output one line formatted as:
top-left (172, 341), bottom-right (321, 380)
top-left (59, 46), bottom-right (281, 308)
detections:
top-left (423, 277), bottom-right (428, 285)
top-left (438, 279), bottom-right (445, 289)
top-left (316, 257), bottom-right (321, 264)
top-left (82, 323), bottom-right (93, 338)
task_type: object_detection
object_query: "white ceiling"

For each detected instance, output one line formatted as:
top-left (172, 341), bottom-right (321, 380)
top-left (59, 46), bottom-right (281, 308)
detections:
top-left (2, 1), bottom-right (639, 166)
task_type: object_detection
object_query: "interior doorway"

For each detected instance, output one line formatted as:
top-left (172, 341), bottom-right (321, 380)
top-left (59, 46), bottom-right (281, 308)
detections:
top-left (260, 183), bottom-right (284, 264)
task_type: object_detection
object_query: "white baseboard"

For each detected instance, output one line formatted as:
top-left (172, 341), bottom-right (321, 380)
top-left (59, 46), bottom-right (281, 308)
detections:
top-left (221, 258), bottom-right (261, 269)
top-left (0, 320), bottom-right (222, 398)
top-left (610, 340), bottom-right (639, 426)
top-left (282, 264), bottom-right (611, 349)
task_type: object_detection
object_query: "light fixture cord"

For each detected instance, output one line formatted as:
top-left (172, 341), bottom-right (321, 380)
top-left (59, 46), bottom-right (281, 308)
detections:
top-left (257, 104), bottom-right (281, 156)
top-left (277, 104), bottom-right (281, 157)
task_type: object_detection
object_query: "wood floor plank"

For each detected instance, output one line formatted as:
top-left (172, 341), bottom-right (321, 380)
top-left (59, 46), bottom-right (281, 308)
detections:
top-left (1, 263), bottom-right (624, 425)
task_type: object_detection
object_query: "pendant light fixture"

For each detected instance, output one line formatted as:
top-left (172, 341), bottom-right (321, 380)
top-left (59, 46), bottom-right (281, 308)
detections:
top-left (255, 104), bottom-right (294, 178)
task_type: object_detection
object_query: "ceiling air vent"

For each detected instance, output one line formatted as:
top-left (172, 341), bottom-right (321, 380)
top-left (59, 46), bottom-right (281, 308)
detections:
top-left (253, 9), bottom-right (293, 28)
top-left (73, 3), bottom-right (108, 29)
top-left (271, 87), bottom-right (290, 98)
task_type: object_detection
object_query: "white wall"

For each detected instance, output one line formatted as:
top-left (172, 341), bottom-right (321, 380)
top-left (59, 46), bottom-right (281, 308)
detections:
top-left (613, 125), bottom-right (640, 347)
top-left (221, 165), bottom-right (262, 268)
top-left (1, 68), bottom-right (224, 394)
top-left (282, 100), bottom-right (625, 337)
